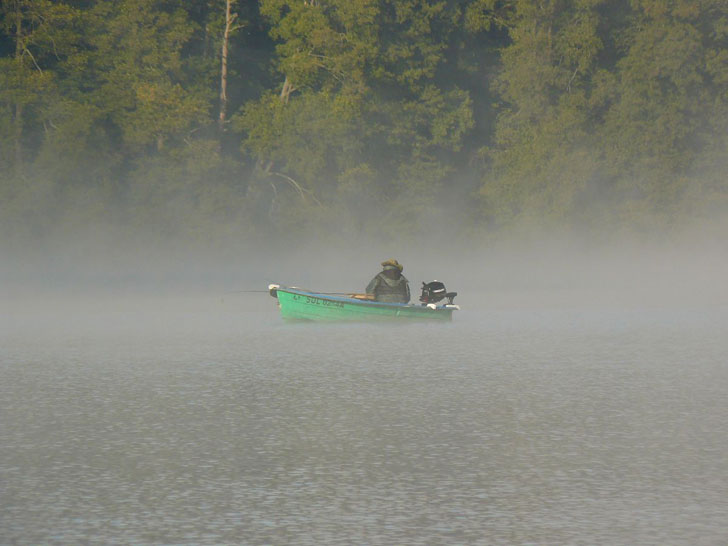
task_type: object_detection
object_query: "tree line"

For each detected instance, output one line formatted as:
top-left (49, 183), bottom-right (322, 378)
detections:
top-left (1, 0), bottom-right (727, 250)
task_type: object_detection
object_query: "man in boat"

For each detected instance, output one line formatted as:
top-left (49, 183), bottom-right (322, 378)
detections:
top-left (366, 259), bottom-right (410, 303)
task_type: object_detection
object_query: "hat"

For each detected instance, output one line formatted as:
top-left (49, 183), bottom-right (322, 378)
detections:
top-left (381, 258), bottom-right (403, 272)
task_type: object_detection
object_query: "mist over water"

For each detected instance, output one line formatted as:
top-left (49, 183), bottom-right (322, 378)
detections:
top-left (3, 0), bottom-right (728, 540)
top-left (2, 229), bottom-right (728, 544)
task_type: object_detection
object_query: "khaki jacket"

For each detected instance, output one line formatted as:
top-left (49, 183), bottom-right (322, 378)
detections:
top-left (366, 272), bottom-right (410, 303)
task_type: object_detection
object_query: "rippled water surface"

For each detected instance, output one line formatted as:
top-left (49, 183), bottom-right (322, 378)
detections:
top-left (2, 296), bottom-right (727, 544)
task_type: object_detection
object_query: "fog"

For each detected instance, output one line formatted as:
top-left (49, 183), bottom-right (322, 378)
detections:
top-left (4, 200), bottom-right (728, 545)
top-left (3, 214), bottom-right (727, 319)
top-left (4, 2), bottom-right (728, 541)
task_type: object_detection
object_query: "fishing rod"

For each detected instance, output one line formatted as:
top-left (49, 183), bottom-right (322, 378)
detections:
top-left (228, 287), bottom-right (370, 297)
top-left (282, 287), bottom-right (375, 299)
top-left (227, 290), bottom-right (270, 293)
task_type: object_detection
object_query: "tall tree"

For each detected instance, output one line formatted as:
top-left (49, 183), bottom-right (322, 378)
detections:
top-left (479, 0), bottom-right (617, 228)
top-left (480, 0), bottom-right (728, 230)
top-left (0, 0), bottom-right (79, 174)
top-left (598, 0), bottom-right (728, 219)
top-left (0, 0), bottom-right (95, 244)
top-left (87, 0), bottom-right (209, 154)
top-left (239, 0), bottom-right (485, 235)
top-left (217, 0), bottom-right (244, 130)
top-left (238, 0), bottom-right (382, 226)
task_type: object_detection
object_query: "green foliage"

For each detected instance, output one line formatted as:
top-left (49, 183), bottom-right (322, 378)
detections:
top-left (1, 0), bottom-right (726, 249)
top-left (480, 0), bottom-right (607, 228)
top-left (239, 0), bottom-right (480, 237)
top-left (88, 0), bottom-right (210, 151)
top-left (480, 0), bottom-right (728, 232)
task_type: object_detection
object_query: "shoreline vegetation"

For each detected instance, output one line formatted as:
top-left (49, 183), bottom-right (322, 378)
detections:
top-left (1, 0), bottom-right (727, 251)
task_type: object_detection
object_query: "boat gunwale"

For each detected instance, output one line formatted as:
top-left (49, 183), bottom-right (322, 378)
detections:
top-left (275, 286), bottom-right (457, 312)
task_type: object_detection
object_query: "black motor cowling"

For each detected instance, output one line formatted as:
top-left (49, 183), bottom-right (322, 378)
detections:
top-left (420, 281), bottom-right (457, 304)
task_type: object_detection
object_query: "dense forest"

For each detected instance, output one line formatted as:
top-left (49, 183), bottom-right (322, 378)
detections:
top-left (1, 0), bottom-right (727, 251)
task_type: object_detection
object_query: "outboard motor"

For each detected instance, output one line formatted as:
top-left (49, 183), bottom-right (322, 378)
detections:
top-left (420, 280), bottom-right (457, 305)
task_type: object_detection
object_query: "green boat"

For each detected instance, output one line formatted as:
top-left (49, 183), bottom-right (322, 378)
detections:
top-left (269, 284), bottom-right (459, 322)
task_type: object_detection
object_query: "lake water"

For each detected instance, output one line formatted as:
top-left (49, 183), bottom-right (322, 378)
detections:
top-left (2, 294), bottom-right (727, 544)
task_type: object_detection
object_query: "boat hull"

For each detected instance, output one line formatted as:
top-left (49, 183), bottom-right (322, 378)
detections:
top-left (273, 287), bottom-right (456, 322)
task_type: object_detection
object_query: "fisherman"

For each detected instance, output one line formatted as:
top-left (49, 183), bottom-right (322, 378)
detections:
top-left (366, 259), bottom-right (410, 303)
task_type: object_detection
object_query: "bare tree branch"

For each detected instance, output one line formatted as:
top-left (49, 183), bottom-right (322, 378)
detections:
top-left (271, 171), bottom-right (323, 207)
